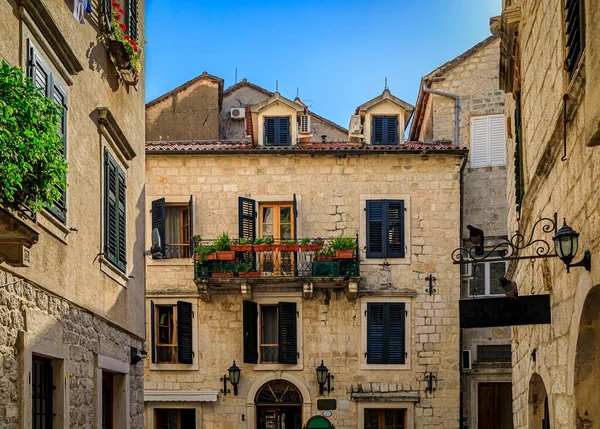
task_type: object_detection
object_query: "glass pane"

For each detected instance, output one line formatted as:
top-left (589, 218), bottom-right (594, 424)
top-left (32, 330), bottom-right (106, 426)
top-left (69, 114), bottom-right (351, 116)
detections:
top-left (280, 224), bottom-right (292, 239)
top-left (364, 409), bottom-right (379, 429)
top-left (262, 307), bottom-right (278, 344)
top-left (263, 207), bottom-right (273, 224)
top-left (165, 206), bottom-right (182, 245)
top-left (280, 207), bottom-right (291, 223)
top-left (489, 262), bottom-right (507, 295)
top-left (263, 225), bottom-right (274, 237)
top-left (469, 263), bottom-right (485, 296)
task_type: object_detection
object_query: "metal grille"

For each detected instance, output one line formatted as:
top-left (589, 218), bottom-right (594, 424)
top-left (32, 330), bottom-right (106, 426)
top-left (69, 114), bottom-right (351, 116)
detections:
top-left (477, 344), bottom-right (512, 363)
top-left (32, 356), bottom-right (53, 429)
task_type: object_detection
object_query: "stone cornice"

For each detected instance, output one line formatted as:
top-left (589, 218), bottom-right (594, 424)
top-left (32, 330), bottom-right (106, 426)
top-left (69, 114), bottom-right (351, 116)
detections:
top-left (351, 391), bottom-right (420, 402)
top-left (96, 107), bottom-right (137, 163)
top-left (144, 390), bottom-right (219, 402)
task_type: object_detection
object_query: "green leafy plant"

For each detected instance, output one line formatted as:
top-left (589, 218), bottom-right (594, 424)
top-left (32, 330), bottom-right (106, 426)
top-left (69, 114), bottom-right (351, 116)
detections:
top-left (253, 238), bottom-right (264, 245)
top-left (316, 246), bottom-right (335, 257)
top-left (263, 236), bottom-right (274, 245)
top-left (0, 61), bottom-right (68, 214)
top-left (214, 232), bottom-right (232, 252)
top-left (215, 262), bottom-right (235, 273)
top-left (109, 2), bottom-right (143, 74)
top-left (239, 238), bottom-right (252, 245)
top-left (236, 261), bottom-right (253, 274)
top-left (312, 237), bottom-right (324, 244)
top-left (195, 243), bottom-right (216, 264)
top-left (330, 236), bottom-right (357, 251)
top-left (283, 239), bottom-right (298, 245)
top-left (300, 238), bottom-right (311, 245)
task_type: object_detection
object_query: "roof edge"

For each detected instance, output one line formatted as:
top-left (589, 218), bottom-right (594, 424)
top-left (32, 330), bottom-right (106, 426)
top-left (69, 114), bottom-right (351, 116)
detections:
top-left (146, 71), bottom-right (224, 109)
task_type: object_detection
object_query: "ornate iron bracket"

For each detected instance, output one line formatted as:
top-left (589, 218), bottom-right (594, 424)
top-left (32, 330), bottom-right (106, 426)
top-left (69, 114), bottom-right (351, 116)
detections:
top-left (453, 213), bottom-right (559, 265)
top-left (425, 274), bottom-right (436, 296)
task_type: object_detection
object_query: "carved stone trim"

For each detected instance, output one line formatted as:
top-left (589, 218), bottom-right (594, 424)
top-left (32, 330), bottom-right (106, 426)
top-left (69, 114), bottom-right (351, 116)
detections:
top-left (241, 282), bottom-right (252, 300)
top-left (347, 281), bottom-right (359, 300)
top-left (351, 391), bottom-right (420, 402)
top-left (0, 207), bottom-right (39, 266)
top-left (197, 280), bottom-right (211, 302)
top-left (96, 107), bottom-right (137, 163)
top-left (303, 282), bottom-right (313, 300)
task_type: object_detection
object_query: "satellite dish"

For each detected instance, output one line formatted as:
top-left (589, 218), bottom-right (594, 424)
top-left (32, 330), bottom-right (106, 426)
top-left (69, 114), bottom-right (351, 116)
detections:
top-left (150, 228), bottom-right (163, 258)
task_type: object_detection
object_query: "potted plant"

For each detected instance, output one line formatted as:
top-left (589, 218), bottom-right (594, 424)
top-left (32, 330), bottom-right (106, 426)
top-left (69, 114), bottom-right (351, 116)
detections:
top-left (330, 236), bottom-right (357, 259)
top-left (195, 242), bottom-right (217, 262)
top-left (253, 237), bottom-right (275, 252)
top-left (278, 239), bottom-right (300, 252)
top-left (215, 232), bottom-right (235, 260)
top-left (237, 261), bottom-right (261, 278)
top-left (300, 237), bottom-right (325, 252)
top-left (106, 2), bottom-right (142, 84)
top-left (314, 246), bottom-right (335, 262)
top-left (231, 237), bottom-right (253, 252)
top-left (211, 262), bottom-right (234, 278)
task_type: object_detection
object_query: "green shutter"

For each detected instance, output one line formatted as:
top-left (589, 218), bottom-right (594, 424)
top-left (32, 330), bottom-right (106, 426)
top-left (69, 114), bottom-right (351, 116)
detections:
top-left (278, 302), bottom-right (297, 364)
top-left (243, 300), bottom-right (258, 364)
top-left (386, 200), bottom-right (405, 258)
top-left (366, 200), bottom-right (385, 258)
top-left (177, 301), bottom-right (193, 364)
top-left (104, 150), bottom-right (127, 273)
top-left (514, 92), bottom-right (525, 213)
top-left (367, 303), bottom-right (406, 364)
top-left (126, 0), bottom-right (138, 40)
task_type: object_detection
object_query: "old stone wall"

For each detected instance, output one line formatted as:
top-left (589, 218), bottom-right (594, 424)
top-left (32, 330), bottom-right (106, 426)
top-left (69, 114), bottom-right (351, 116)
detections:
top-left (145, 152), bottom-right (463, 428)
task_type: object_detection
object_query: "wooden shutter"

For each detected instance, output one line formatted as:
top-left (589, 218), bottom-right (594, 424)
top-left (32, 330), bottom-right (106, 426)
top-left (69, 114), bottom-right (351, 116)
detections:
top-left (278, 302), bottom-right (297, 364)
top-left (388, 303), bottom-right (406, 364)
top-left (489, 115), bottom-right (506, 166)
top-left (177, 301), bottom-right (193, 364)
top-left (126, 0), bottom-right (138, 40)
top-left (243, 300), bottom-right (258, 364)
top-left (151, 198), bottom-right (166, 256)
top-left (277, 117), bottom-right (290, 146)
top-left (116, 167), bottom-right (127, 272)
top-left (470, 116), bottom-right (490, 167)
top-left (264, 118), bottom-right (276, 146)
top-left (384, 116), bottom-right (398, 144)
top-left (104, 150), bottom-right (119, 267)
top-left (101, 0), bottom-right (112, 32)
top-left (28, 41), bottom-right (51, 95)
top-left (238, 197), bottom-right (256, 241)
top-left (565, 0), bottom-right (585, 77)
top-left (367, 303), bottom-right (385, 364)
top-left (514, 92), bottom-right (525, 212)
top-left (386, 200), bottom-right (405, 258)
top-left (372, 116), bottom-right (384, 144)
top-left (150, 300), bottom-right (156, 363)
top-left (189, 195), bottom-right (194, 256)
top-left (366, 200), bottom-right (385, 258)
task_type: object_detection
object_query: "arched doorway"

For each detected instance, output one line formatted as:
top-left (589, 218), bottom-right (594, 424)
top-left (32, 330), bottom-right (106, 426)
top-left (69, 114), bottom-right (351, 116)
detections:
top-left (574, 285), bottom-right (600, 427)
top-left (528, 373), bottom-right (550, 429)
top-left (256, 380), bottom-right (303, 429)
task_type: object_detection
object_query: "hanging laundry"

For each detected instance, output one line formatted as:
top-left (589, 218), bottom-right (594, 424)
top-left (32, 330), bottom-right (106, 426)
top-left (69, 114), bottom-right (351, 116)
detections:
top-left (85, 0), bottom-right (93, 14)
top-left (73, 0), bottom-right (84, 23)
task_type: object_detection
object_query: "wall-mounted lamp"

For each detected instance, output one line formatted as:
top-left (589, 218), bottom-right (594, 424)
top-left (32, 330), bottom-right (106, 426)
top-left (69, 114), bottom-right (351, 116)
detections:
top-left (552, 220), bottom-right (591, 273)
top-left (220, 361), bottom-right (241, 396)
top-left (316, 360), bottom-right (334, 395)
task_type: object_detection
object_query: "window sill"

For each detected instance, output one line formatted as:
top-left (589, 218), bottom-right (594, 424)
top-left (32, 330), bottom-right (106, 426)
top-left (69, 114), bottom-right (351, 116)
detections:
top-left (100, 256), bottom-right (128, 287)
top-left (360, 257), bottom-right (410, 266)
top-left (253, 363), bottom-right (303, 371)
top-left (360, 363), bottom-right (411, 371)
top-left (38, 210), bottom-right (70, 244)
top-left (149, 362), bottom-right (198, 371)
top-left (147, 258), bottom-right (194, 267)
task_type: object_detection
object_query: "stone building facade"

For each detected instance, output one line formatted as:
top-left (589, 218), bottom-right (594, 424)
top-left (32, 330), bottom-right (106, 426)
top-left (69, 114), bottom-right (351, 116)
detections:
top-left (410, 36), bottom-right (513, 429)
top-left (0, 0), bottom-right (146, 427)
top-left (496, 0), bottom-right (600, 428)
top-left (144, 82), bottom-right (464, 428)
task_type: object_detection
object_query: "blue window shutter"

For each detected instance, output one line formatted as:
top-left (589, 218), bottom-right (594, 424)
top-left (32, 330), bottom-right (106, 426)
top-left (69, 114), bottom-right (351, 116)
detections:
top-left (116, 167), bottom-right (127, 272)
top-left (387, 303), bottom-right (406, 364)
top-left (278, 302), bottom-right (297, 364)
top-left (126, 0), bottom-right (138, 40)
top-left (277, 117), bottom-right (290, 146)
top-left (367, 303), bottom-right (385, 364)
top-left (366, 200), bottom-right (385, 258)
top-left (386, 200), bottom-right (405, 258)
top-left (264, 118), bottom-right (276, 146)
top-left (151, 198), bottom-right (166, 256)
top-left (384, 116), bottom-right (398, 144)
top-left (372, 116), bottom-right (384, 144)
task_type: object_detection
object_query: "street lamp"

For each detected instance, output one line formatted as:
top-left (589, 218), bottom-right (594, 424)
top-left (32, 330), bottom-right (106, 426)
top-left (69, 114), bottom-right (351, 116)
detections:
top-left (552, 220), bottom-right (591, 273)
top-left (220, 361), bottom-right (241, 396)
top-left (316, 360), bottom-right (334, 395)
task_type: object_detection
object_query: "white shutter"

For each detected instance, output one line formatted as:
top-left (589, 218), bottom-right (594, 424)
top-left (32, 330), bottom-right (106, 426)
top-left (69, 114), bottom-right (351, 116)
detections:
top-left (470, 116), bottom-right (490, 167)
top-left (489, 114), bottom-right (506, 166)
top-left (300, 115), bottom-right (310, 134)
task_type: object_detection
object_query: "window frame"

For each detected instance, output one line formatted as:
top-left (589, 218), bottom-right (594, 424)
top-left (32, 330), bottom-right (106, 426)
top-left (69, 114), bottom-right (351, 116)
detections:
top-left (469, 114), bottom-right (506, 168)
top-left (371, 115), bottom-right (399, 145)
top-left (259, 304), bottom-right (279, 364)
top-left (468, 260), bottom-right (509, 297)
top-left (32, 355), bottom-right (54, 429)
top-left (366, 199), bottom-right (405, 259)
top-left (155, 304), bottom-right (179, 364)
top-left (264, 116), bottom-right (291, 146)
top-left (163, 203), bottom-right (191, 259)
top-left (364, 408), bottom-right (407, 429)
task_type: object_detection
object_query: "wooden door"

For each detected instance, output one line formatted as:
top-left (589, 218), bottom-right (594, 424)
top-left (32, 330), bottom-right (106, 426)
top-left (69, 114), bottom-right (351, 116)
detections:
top-left (478, 383), bottom-right (500, 429)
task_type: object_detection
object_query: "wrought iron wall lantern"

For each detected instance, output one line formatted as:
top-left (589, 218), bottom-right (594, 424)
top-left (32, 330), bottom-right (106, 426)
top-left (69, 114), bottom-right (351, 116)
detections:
top-left (452, 213), bottom-right (591, 273)
top-left (220, 361), bottom-right (241, 396)
top-left (316, 360), bottom-right (334, 395)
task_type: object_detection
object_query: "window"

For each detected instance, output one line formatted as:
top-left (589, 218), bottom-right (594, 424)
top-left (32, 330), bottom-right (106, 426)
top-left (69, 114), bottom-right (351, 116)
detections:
top-left (476, 344), bottom-right (512, 363)
top-left (155, 409), bottom-right (195, 429)
top-left (469, 260), bottom-right (508, 296)
top-left (243, 301), bottom-right (297, 365)
top-left (470, 114), bottom-right (506, 168)
top-left (371, 116), bottom-right (398, 145)
top-left (101, 372), bottom-right (113, 429)
top-left (264, 117), bottom-right (290, 146)
top-left (125, 0), bottom-right (139, 41)
top-left (367, 303), bottom-right (406, 364)
top-left (151, 197), bottom-right (194, 259)
top-left (150, 301), bottom-right (194, 365)
top-left (258, 201), bottom-right (297, 275)
top-left (366, 200), bottom-right (405, 258)
top-left (104, 150), bottom-right (127, 272)
top-left (565, 0), bottom-right (585, 77)
top-left (364, 409), bottom-right (406, 429)
top-left (28, 41), bottom-right (68, 224)
top-left (32, 356), bottom-right (53, 429)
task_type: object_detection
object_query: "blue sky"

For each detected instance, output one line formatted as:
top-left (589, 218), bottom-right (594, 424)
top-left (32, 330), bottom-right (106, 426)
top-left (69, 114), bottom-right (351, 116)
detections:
top-left (145, 0), bottom-right (501, 129)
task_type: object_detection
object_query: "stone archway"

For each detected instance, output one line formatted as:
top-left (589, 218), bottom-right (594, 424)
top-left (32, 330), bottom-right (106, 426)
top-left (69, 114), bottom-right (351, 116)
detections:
top-left (528, 373), bottom-right (550, 429)
top-left (574, 285), bottom-right (600, 428)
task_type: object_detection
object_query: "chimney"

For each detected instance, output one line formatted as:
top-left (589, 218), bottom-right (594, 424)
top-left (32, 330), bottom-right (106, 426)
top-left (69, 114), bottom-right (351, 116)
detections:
top-left (321, 135), bottom-right (327, 144)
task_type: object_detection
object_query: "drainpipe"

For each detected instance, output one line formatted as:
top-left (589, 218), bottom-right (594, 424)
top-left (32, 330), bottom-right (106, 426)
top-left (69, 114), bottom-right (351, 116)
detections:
top-left (458, 153), bottom-right (468, 429)
top-left (423, 86), bottom-right (460, 146)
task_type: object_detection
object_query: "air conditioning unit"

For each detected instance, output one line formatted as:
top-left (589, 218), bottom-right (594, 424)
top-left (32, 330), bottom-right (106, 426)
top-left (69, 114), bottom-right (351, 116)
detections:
top-left (462, 350), bottom-right (472, 371)
top-left (299, 114), bottom-right (311, 134)
top-left (462, 262), bottom-right (473, 278)
top-left (349, 115), bottom-right (363, 134)
top-left (230, 107), bottom-right (245, 119)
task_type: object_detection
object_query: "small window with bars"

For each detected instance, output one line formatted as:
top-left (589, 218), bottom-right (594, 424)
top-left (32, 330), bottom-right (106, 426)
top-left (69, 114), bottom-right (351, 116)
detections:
top-left (564, 0), bottom-right (585, 78)
top-left (476, 344), bottom-right (512, 363)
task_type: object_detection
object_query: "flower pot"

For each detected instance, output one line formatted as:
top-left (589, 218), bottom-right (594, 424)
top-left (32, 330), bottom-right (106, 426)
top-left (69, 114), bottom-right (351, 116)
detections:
top-left (211, 272), bottom-right (233, 278)
top-left (206, 253), bottom-right (218, 261)
top-left (253, 244), bottom-right (275, 252)
top-left (120, 67), bottom-right (138, 85)
top-left (231, 244), bottom-right (253, 252)
top-left (217, 251), bottom-right (235, 261)
top-left (278, 244), bottom-right (300, 252)
top-left (315, 255), bottom-right (334, 262)
top-left (239, 272), bottom-right (261, 278)
top-left (108, 39), bottom-right (131, 68)
top-left (335, 250), bottom-right (355, 259)
top-left (301, 244), bottom-right (324, 252)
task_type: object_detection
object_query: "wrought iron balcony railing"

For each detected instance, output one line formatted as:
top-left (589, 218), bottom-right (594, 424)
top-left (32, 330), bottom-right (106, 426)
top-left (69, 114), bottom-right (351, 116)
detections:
top-left (193, 237), bottom-right (360, 280)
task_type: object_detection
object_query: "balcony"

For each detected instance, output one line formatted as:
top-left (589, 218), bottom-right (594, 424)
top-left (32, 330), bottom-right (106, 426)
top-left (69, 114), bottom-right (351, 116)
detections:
top-left (193, 237), bottom-right (361, 301)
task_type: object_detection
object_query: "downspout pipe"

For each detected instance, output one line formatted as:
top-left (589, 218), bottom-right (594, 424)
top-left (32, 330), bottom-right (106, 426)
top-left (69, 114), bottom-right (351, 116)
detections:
top-left (458, 153), bottom-right (468, 429)
top-left (423, 86), bottom-right (460, 146)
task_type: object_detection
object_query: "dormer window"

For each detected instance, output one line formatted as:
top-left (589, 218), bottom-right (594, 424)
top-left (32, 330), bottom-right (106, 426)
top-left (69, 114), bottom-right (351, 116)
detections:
top-left (372, 116), bottom-right (398, 145)
top-left (264, 117), bottom-right (290, 146)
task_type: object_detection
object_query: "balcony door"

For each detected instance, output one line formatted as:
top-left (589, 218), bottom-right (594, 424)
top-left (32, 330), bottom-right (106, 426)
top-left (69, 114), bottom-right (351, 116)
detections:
top-left (259, 203), bottom-right (295, 275)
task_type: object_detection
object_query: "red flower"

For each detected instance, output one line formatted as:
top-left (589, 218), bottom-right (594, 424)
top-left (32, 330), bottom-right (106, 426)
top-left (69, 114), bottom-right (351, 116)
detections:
top-left (120, 23), bottom-right (126, 32)
top-left (115, 13), bottom-right (122, 20)
top-left (111, 1), bottom-right (119, 7)
top-left (132, 42), bottom-right (138, 52)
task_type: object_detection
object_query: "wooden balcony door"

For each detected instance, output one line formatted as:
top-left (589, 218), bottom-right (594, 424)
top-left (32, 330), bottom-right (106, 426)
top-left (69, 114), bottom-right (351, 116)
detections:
top-left (259, 203), bottom-right (295, 275)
